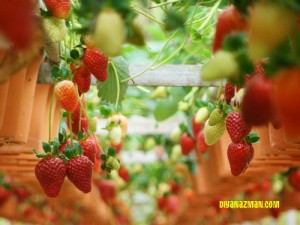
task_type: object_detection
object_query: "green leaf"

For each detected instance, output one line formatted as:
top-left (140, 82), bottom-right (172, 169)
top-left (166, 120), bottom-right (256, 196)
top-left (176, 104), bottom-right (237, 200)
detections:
top-left (99, 104), bottom-right (112, 118)
top-left (108, 147), bottom-right (117, 157)
top-left (51, 66), bottom-right (60, 80)
top-left (78, 131), bottom-right (84, 141)
top-left (42, 142), bottom-right (51, 153)
top-left (153, 98), bottom-right (178, 121)
top-left (52, 141), bottom-right (59, 155)
top-left (97, 57), bottom-right (129, 104)
top-left (101, 163), bottom-right (106, 171)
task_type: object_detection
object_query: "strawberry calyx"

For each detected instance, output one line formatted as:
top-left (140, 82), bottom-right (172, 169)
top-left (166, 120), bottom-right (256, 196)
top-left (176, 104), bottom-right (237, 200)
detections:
top-left (245, 132), bottom-right (260, 144)
top-left (63, 142), bottom-right (83, 160)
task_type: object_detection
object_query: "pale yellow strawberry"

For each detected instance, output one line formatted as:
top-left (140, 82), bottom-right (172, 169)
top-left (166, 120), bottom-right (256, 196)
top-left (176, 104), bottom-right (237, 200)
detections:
top-left (204, 120), bottom-right (225, 146)
top-left (208, 108), bottom-right (225, 126)
top-left (42, 16), bottom-right (67, 43)
top-left (92, 9), bottom-right (125, 56)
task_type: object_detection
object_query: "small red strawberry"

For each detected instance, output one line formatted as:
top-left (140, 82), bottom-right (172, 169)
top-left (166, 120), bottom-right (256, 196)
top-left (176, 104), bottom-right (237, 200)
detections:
top-left (83, 48), bottom-right (108, 82)
top-left (180, 133), bottom-right (195, 155)
top-left (96, 180), bottom-right (116, 204)
top-left (68, 116), bottom-right (89, 135)
top-left (213, 5), bottom-right (248, 53)
top-left (157, 196), bottom-right (167, 210)
top-left (55, 80), bottom-right (79, 113)
top-left (288, 169), bottom-right (300, 191)
top-left (110, 141), bottom-right (122, 153)
top-left (169, 180), bottom-right (181, 194)
top-left (43, 0), bottom-right (71, 19)
top-left (245, 61), bottom-right (266, 83)
top-left (196, 130), bottom-right (208, 153)
top-left (192, 115), bottom-right (202, 137)
top-left (241, 75), bottom-right (275, 126)
top-left (226, 111), bottom-right (252, 143)
top-left (35, 156), bottom-right (66, 198)
top-left (0, 186), bottom-right (11, 205)
top-left (67, 155), bottom-right (93, 193)
top-left (224, 81), bottom-right (240, 104)
top-left (70, 63), bottom-right (91, 95)
top-left (80, 137), bottom-right (96, 164)
top-left (118, 166), bottom-right (130, 183)
top-left (227, 141), bottom-right (252, 176)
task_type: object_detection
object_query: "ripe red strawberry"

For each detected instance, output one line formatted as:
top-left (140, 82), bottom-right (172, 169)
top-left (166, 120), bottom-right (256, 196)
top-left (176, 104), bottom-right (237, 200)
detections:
top-left (43, 0), bottom-right (70, 19)
top-left (0, 186), bottom-right (11, 205)
top-left (227, 141), bottom-right (252, 176)
top-left (68, 115), bottom-right (89, 135)
top-left (157, 196), bottom-right (167, 210)
top-left (83, 48), bottom-right (108, 82)
top-left (67, 155), bottom-right (93, 193)
top-left (196, 130), bottom-right (208, 153)
top-left (110, 141), bottom-right (122, 153)
top-left (226, 111), bottom-right (252, 143)
top-left (80, 138), bottom-right (96, 164)
top-left (13, 187), bottom-right (30, 202)
top-left (224, 81), bottom-right (240, 104)
top-left (288, 169), bottom-right (300, 191)
top-left (192, 115), bottom-right (202, 137)
top-left (96, 180), bottom-right (116, 204)
top-left (35, 157), bottom-right (66, 198)
top-left (245, 61), bottom-right (266, 83)
top-left (169, 181), bottom-right (181, 194)
top-left (180, 133), bottom-right (195, 155)
top-left (274, 68), bottom-right (300, 142)
top-left (55, 80), bottom-right (79, 112)
top-left (165, 196), bottom-right (179, 215)
top-left (58, 139), bottom-right (71, 153)
top-left (241, 75), bottom-right (275, 126)
top-left (118, 166), bottom-right (130, 183)
top-left (70, 63), bottom-right (91, 95)
top-left (213, 5), bottom-right (248, 53)
top-left (0, 0), bottom-right (35, 49)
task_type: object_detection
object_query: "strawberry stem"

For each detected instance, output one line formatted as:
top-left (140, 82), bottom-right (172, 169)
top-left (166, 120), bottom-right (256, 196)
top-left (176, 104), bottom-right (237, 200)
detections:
top-left (79, 94), bottom-right (83, 132)
top-left (121, 31), bottom-right (178, 83)
top-left (48, 88), bottom-right (56, 143)
top-left (216, 79), bottom-right (224, 100)
top-left (110, 60), bottom-right (120, 110)
top-left (68, 112), bottom-right (74, 145)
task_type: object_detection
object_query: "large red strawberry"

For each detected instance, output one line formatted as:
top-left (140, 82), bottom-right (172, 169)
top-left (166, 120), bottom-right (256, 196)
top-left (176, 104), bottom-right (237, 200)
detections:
top-left (227, 141), bottom-right (252, 176)
top-left (80, 137), bottom-right (96, 164)
top-left (224, 81), bottom-right (240, 104)
top-left (35, 157), bottom-right (66, 198)
top-left (180, 133), bottom-right (195, 155)
top-left (0, 0), bottom-right (35, 49)
top-left (83, 48), bottom-right (108, 82)
top-left (196, 130), bottom-right (208, 153)
top-left (67, 155), bottom-right (93, 193)
top-left (274, 68), bottom-right (300, 142)
top-left (213, 5), bottom-right (248, 53)
top-left (55, 80), bottom-right (79, 112)
top-left (96, 180), bottom-right (116, 204)
top-left (288, 169), bottom-right (300, 191)
top-left (118, 166), bottom-right (130, 183)
top-left (43, 0), bottom-right (70, 19)
top-left (241, 75), bottom-right (275, 126)
top-left (226, 111), bottom-right (252, 143)
top-left (70, 63), bottom-right (91, 95)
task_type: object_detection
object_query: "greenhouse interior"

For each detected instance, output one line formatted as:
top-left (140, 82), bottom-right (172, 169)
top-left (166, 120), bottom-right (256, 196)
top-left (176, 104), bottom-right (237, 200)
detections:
top-left (1, 0), bottom-right (300, 224)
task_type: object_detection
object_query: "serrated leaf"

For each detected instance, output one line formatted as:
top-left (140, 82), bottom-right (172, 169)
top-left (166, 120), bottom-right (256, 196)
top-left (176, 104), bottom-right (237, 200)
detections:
top-left (153, 98), bottom-right (178, 121)
top-left (42, 142), bottom-right (51, 153)
top-left (52, 141), bottom-right (59, 155)
top-left (97, 57), bottom-right (129, 104)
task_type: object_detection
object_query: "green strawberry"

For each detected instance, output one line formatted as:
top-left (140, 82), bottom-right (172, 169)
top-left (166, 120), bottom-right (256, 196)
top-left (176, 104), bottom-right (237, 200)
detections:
top-left (42, 16), bottom-right (67, 43)
top-left (92, 8), bottom-right (125, 56)
top-left (203, 120), bottom-right (225, 146)
top-left (208, 108), bottom-right (225, 126)
top-left (106, 156), bottom-right (120, 171)
top-left (195, 107), bottom-right (209, 123)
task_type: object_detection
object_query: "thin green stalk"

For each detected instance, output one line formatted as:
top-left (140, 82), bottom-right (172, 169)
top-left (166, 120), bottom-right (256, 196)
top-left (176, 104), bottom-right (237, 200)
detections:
top-left (79, 94), bottom-right (83, 133)
top-left (110, 60), bottom-right (120, 110)
top-left (121, 32), bottom-right (177, 83)
top-left (197, 0), bottom-right (221, 32)
top-left (148, 0), bottom-right (180, 9)
top-left (184, 87), bottom-right (199, 101)
top-left (216, 79), bottom-right (224, 100)
top-left (68, 113), bottom-right (73, 145)
top-left (132, 3), bottom-right (165, 25)
top-left (136, 86), bottom-right (151, 93)
top-left (48, 90), bottom-right (56, 142)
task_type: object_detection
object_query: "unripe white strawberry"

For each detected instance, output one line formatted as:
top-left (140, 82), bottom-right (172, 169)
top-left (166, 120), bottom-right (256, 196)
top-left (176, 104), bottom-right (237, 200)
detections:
top-left (107, 114), bottom-right (128, 138)
top-left (195, 107), bottom-right (209, 123)
top-left (202, 50), bottom-right (239, 81)
top-left (170, 127), bottom-right (182, 143)
top-left (92, 9), bottom-right (125, 56)
top-left (170, 144), bottom-right (182, 162)
top-left (109, 126), bottom-right (122, 145)
top-left (178, 101), bottom-right (189, 111)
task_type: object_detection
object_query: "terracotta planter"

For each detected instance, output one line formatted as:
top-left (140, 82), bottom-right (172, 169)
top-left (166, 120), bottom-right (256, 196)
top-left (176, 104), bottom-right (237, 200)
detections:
top-left (0, 56), bottom-right (42, 144)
